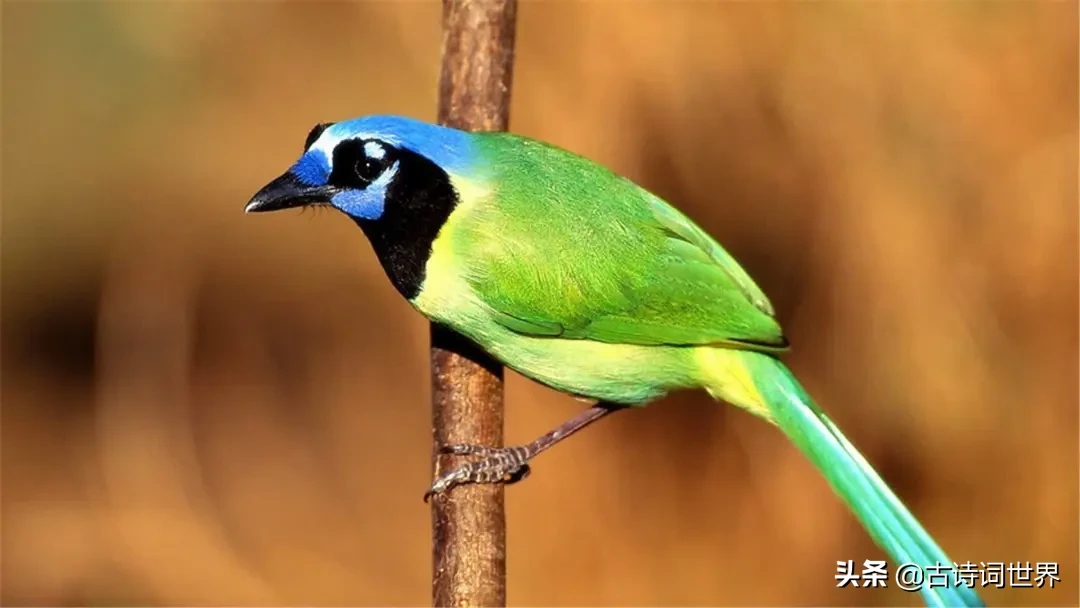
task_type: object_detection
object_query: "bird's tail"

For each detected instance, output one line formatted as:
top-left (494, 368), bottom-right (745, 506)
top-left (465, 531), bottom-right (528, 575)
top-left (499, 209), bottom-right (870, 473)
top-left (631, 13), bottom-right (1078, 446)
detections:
top-left (697, 348), bottom-right (983, 608)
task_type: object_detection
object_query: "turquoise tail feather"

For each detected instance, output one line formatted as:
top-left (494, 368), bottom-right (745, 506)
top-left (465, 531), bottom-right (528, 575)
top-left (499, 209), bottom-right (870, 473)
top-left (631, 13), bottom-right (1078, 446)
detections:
top-left (705, 350), bottom-right (984, 608)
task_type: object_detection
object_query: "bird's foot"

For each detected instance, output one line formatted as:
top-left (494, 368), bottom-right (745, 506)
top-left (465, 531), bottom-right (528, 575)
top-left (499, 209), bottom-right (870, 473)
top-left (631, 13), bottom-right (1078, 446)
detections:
top-left (423, 444), bottom-right (535, 502)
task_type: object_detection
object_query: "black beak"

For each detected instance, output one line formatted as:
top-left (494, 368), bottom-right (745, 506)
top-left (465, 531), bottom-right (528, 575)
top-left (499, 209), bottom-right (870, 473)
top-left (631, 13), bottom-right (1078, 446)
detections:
top-left (245, 172), bottom-right (336, 213)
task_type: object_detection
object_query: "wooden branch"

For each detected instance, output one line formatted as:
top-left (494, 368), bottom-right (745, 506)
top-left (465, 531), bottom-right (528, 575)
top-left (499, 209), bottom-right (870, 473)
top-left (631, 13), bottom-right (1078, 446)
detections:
top-left (430, 1), bottom-right (517, 607)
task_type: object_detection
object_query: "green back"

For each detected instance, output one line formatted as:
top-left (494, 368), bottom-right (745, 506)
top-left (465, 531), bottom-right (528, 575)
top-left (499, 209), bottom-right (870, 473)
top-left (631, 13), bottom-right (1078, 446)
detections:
top-left (450, 132), bottom-right (787, 351)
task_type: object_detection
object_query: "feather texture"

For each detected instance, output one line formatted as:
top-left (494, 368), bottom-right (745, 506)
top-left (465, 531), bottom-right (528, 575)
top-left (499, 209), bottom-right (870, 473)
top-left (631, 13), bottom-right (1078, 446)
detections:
top-left (698, 348), bottom-right (983, 608)
top-left (410, 129), bottom-right (981, 607)
top-left (436, 133), bottom-right (787, 350)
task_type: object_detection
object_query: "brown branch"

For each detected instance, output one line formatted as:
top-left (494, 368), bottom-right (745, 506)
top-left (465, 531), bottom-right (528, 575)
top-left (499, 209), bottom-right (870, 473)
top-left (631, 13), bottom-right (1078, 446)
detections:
top-left (430, 1), bottom-right (517, 607)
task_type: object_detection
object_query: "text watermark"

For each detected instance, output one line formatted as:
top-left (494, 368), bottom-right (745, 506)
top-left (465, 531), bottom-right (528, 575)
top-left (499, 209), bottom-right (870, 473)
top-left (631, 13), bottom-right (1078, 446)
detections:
top-left (836, 559), bottom-right (1060, 592)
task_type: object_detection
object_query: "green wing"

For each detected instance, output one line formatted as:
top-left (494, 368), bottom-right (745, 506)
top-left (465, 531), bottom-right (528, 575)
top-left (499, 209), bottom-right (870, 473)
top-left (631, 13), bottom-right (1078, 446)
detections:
top-left (457, 133), bottom-right (788, 351)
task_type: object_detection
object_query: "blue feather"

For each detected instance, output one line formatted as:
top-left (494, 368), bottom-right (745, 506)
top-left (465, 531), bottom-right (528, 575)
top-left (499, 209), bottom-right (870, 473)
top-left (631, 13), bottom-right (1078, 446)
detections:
top-left (328, 160), bottom-right (400, 220)
top-left (322, 115), bottom-right (477, 177)
top-left (290, 150), bottom-right (330, 186)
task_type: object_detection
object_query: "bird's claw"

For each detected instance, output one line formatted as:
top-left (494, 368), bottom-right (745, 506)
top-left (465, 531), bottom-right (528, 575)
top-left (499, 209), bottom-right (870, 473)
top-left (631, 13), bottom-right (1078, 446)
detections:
top-left (438, 443), bottom-right (505, 457)
top-left (423, 444), bottom-right (534, 502)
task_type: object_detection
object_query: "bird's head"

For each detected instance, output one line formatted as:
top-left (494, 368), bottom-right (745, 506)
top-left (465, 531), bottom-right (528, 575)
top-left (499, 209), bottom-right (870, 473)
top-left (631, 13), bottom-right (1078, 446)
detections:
top-left (245, 115), bottom-right (477, 222)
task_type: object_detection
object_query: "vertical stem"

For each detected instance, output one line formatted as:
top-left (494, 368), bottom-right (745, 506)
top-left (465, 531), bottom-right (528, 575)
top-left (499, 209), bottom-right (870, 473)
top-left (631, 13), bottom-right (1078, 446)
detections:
top-left (431, 1), bottom-right (517, 607)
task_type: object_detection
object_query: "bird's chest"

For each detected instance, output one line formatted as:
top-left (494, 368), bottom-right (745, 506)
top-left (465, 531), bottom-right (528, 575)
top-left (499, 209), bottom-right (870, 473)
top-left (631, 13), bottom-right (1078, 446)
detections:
top-left (409, 230), bottom-right (482, 324)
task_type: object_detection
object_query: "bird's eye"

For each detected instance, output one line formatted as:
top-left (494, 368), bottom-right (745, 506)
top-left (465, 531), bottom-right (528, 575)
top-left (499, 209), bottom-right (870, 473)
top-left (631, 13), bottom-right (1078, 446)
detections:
top-left (328, 138), bottom-right (396, 189)
top-left (352, 140), bottom-right (391, 183)
top-left (354, 156), bottom-right (386, 183)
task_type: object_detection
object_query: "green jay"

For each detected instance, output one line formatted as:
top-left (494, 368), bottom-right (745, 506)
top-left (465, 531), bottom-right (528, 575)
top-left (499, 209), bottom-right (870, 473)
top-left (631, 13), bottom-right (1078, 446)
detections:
top-left (246, 115), bottom-right (983, 607)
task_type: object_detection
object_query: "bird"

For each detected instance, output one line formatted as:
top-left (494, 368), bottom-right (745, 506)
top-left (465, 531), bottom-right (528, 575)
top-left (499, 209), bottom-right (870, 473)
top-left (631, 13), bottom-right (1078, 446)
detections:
top-left (246, 115), bottom-right (983, 608)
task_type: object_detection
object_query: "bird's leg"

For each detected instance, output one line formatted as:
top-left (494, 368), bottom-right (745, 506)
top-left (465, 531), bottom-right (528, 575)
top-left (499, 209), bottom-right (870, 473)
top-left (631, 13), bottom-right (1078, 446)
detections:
top-left (423, 402), bottom-right (623, 501)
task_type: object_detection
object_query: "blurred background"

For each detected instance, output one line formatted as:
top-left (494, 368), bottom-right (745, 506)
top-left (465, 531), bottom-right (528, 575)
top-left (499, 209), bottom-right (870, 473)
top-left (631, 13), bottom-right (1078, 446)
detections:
top-left (2, 1), bottom-right (1077, 606)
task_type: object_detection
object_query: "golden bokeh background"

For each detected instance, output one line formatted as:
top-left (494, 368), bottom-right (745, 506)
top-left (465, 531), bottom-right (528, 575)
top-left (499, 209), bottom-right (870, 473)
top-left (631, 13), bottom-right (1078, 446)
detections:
top-left (2, 1), bottom-right (1077, 606)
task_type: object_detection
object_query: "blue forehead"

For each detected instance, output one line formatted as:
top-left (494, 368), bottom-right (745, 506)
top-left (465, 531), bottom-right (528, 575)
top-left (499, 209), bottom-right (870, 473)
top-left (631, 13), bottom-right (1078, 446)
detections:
top-left (290, 115), bottom-right (477, 186)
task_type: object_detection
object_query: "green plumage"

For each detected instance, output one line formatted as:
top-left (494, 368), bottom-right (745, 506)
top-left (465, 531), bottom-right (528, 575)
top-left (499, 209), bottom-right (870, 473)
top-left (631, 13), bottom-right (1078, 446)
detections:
top-left (410, 132), bottom-right (981, 608)
top-left (452, 134), bottom-right (786, 350)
